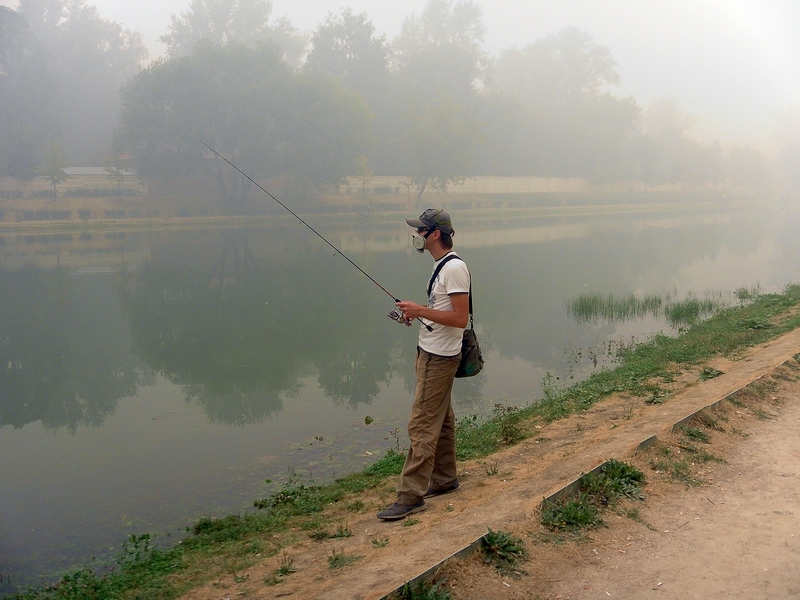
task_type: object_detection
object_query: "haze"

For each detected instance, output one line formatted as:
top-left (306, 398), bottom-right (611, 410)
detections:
top-left (3, 0), bottom-right (798, 150)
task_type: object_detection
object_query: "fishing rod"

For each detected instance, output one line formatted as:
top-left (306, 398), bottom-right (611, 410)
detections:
top-left (200, 141), bottom-right (432, 331)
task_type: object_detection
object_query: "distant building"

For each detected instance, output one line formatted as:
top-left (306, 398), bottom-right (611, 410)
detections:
top-left (62, 167), bottom-right (137, 177)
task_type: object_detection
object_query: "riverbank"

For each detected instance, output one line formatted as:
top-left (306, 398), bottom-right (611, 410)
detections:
top-left (9, 284), bottom-right (800, 599)
top-left (0, 187), bottom-right (764, 234)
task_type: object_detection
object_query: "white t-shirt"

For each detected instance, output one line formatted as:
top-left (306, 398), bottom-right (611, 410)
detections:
top-left (418, 252), bottom-right (470, 357)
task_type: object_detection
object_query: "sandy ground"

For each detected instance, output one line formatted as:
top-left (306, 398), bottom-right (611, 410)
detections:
top-left (180, 330), bottom-right (800, 600)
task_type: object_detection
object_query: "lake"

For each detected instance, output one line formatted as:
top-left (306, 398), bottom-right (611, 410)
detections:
top-left (1, 196), bottom-right (798, 592)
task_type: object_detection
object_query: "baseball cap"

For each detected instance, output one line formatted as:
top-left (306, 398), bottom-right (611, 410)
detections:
top-left (406, 208), bottom-right (453, 235)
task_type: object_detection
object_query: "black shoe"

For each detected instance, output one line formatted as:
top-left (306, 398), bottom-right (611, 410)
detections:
top-left (423, 479), bottom-right (460, 498)
top-left (376, 500), bottom-right (425, 521)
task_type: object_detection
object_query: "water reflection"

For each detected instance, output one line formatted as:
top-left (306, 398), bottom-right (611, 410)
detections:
top-left (121, 230), bottom-right (419, 423)
top-left (0, 267), bottom-right (151, 431)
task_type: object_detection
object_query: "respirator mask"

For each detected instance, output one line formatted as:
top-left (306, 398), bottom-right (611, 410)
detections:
top-left (412, 228), bottom-right (432, 253)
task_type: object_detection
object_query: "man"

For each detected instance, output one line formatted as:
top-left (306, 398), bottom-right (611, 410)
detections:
top-left (377, 208), bottom-right (470, 520)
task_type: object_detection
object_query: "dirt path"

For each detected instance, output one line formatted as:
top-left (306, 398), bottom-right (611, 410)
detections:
top-left (542, 393), bottom-right (800, 600)
top-left (182, 330), bottom-right (800, 600)
top-left (444, 372), bottom-right (800, 599)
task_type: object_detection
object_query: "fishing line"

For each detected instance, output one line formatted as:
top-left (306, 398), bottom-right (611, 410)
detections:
top-left (200, 141), bottom-right (432, 331)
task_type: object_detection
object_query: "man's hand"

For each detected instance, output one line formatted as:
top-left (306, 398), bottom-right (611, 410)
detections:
top-left (396, 293), bottom-right (469, 329)
top-left (396, 300), bottom-right (423, 325)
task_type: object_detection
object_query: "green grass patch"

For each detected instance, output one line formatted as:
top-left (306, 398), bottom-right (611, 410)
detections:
top-left (541, 493), bottom-right (604, 531)
top-left (327, 548), bottom-right (362, 570)
top-left (582, 459), bottom-right (646, 504)
top-left (529, 284), bottom-right (800, 422)
top-left (482, 528), bottom-right (528, 571)
top-left (394, 578), bottom-right (453, 600)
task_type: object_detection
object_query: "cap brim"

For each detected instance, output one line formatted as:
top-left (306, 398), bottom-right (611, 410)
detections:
top-left (406, 218), bottom-right (426, 228)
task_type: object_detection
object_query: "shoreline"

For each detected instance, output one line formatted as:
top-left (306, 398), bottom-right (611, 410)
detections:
top-left (8, 283), bottom-right (800, 599)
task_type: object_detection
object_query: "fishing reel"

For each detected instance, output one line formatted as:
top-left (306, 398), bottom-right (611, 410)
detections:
top-left (387, 308), bottom-right (407, 324)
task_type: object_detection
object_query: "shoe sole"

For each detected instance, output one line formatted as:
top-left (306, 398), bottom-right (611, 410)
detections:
top-left (377, 504), bottom-right (426, 521)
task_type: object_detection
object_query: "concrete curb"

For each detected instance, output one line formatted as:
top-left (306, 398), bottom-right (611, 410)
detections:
top-left (380, 356), bottom-right (796, 599)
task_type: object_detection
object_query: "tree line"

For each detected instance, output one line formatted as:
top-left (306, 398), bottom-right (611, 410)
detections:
top-left (1, 0), bottom-right (796, 203)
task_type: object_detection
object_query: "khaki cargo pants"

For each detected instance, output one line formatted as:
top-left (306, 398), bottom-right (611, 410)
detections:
top-left (396, 347), bottom-right (461, 505)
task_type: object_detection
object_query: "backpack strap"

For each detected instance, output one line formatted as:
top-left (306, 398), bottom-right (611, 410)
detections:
top-left (427, 253), bottom-right (473, 318)
top-left (427, 253), bottom-right (460, 296)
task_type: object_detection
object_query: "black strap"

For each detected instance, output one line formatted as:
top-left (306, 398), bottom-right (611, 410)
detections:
top-left (427, 253), bottom-right (473, 317)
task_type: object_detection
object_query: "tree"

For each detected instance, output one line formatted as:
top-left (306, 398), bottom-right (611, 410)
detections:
top-left (393, 0), bottom-right (485, 84)
top-left (116, 42), bottom-right (290, 209)
top-left (401, 94), bottom-right (480, 197)
top-left (632, 99), bottom-right (723, 186)
top-left (725, 147), bottom-right (769, 189)
top-left (160, 0), bottom-right (307, 68)
top-left (0, 6), bottom-right (56, 177)
top-left (484, 28), bottom-right (639, 179)
top-left (279, 73), bottom-right (373, 195)
top-left (494, 28), bottom-right (620, 107)
top-left (305, 8), bottom-right (390, 103)
top-left (115, 42), bottom-right (372, 208)
top-left (17, 0), bottom-right (148, 164)
top-left (775, 107), bottom-right (800, 189)
top-left (383, 0), bottom-right (486, 193)
top-left (36, 142), bottom-right (68, 200)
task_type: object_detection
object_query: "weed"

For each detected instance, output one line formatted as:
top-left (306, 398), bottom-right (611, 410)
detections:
top-left (308, 529), bottom-right (330, 541)
top-left (541, 494), bottom-right (604, 531)
top-left (332, 522), bottom-right (352, 538)
top-left (681, 444), bottom-right (725, 463)
top-left (482, 528), bottom-right (528, 570)
top-left (623, 507), bottom-right (657, 531)
top-left (696, 412), bottom-right (723, 430)
top-left (699, 367), bottom-right (724, 380)
top-left (485, 463), bottom-right (499, 476)
top-left (346, 500), bottom-right (365, 513)
top-left (396, 578), bottom-right (452, 600)
top-left (650, 455), bottom-right (701, 486)
top-left (371, 536), bottom-right (389, 548)
top-left (582, 460), bottom-right (646, 504)
top-left (443, 503), bottom-right (454, 513)
top-left (492, 404), bottom-right (525, 444)
top-left (752, 407), bottom-right (773, 420)
top-left (728, 395), bottom-right (745, 407)
top-left (731, 428), bottom-right (750, 438)
top-left (277, 553), bottom-right (297, 576)
top-left (683, 426), bottom-right (710, 443)
top-left (403, 516), bottom-right (420, 527)
top-left (327, 548), bottom-right (361, 570)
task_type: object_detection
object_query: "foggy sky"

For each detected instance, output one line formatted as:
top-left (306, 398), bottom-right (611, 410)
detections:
top-left (2, 0), bottom-right (799, 151)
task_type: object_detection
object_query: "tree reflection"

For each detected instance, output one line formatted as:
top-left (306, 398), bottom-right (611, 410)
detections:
top-left (0, 267), bottom-right (149, 431)
top-left (122, 231), bottom-right (409, 422)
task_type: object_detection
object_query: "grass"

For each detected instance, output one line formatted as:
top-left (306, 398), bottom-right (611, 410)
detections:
top-left (482, 528), bottom-right (528, 570)
top-left (531, 284), bottom-right (800, 423)
top-left (541, 460), bottom-right (646, 532)
top-left (327, 548), bottom-right (362, 570)
top-left (541, 494), bottom-right (604, 531)
top-left (394, 578), bottom-right (453, 600)
top-left (582, 459), bottom-right (646, 503)
top-left (13, 283), bottom-right (800, 599)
